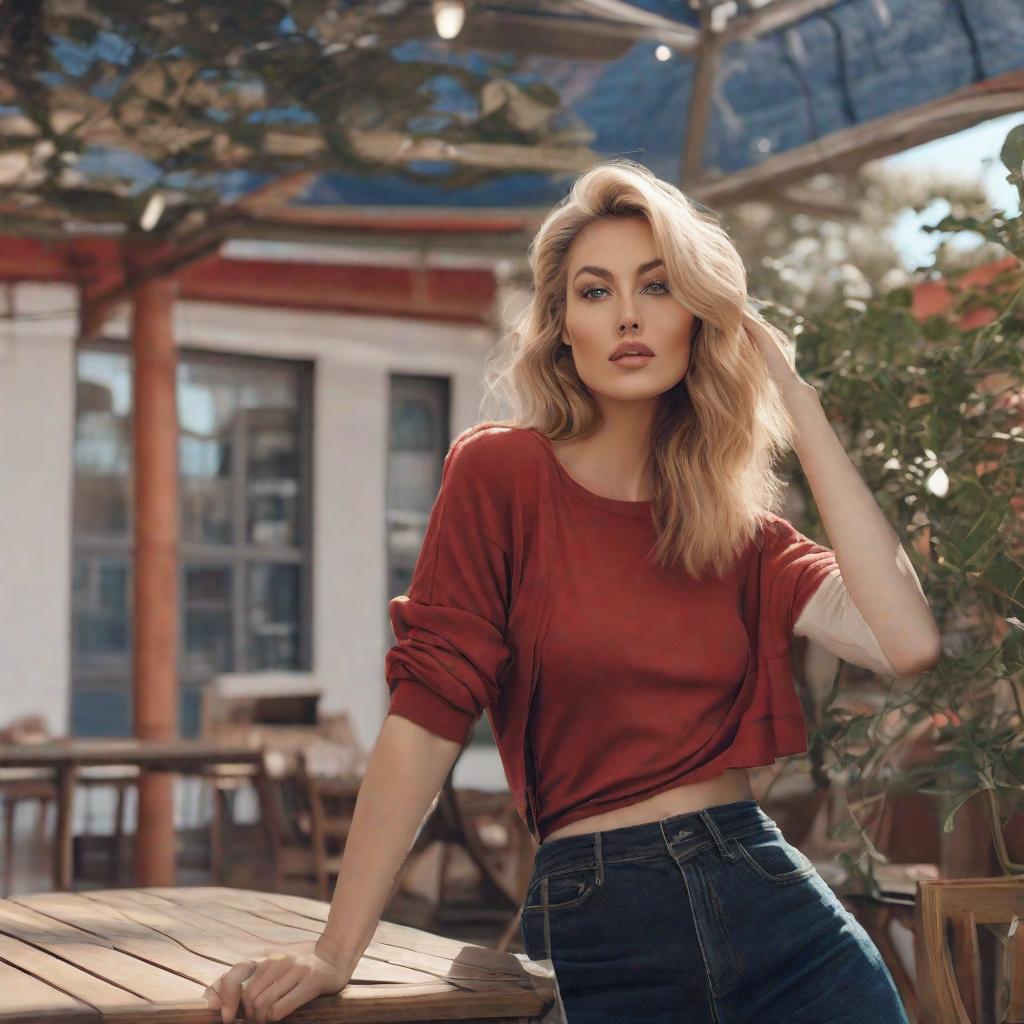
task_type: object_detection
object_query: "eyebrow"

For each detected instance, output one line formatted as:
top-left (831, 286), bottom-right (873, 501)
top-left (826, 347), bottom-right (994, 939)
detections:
top-left (571, 258), bottom-right (665, 284)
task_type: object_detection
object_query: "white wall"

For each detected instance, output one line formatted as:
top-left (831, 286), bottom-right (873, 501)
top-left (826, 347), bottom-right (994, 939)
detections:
top-left (0, 278), bottom-right (515, 794)
top-left (0, 284), bottom-right (77, 736)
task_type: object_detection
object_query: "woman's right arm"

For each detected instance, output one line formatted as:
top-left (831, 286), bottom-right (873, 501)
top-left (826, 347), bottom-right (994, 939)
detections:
top-left (208, 429), bottom-right (512, 1021)
top-left (206, 714), bottom-right (463, 1023)
top-left (315, 713), bottom-right (464, 967)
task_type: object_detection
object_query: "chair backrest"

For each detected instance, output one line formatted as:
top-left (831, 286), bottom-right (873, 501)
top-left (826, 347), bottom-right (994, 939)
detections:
top-left (0, 714), bottom-right (50, 744)
top-left (914, 875), bottom-right (1024, 1023)
top-left (200, 673), bottom-right (323, 736)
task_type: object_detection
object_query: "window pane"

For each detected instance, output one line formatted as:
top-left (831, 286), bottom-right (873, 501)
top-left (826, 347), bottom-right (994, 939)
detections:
top-left (74, 350), bottom-right (131, 537)
top-left (72, 687), bottom-right (132, 738)
top-left (73, 555), bottom-right (130, 656)
top-left (183, 564), bottom-right (233, 676)
top-left (247, 563), bottom-right (301, 669)
top-left (178, 361), bottom-right (236, 545)
top-left (387, 396), bottom-right (444, 515)
top-left (247, 408), bottom-right (301, 547)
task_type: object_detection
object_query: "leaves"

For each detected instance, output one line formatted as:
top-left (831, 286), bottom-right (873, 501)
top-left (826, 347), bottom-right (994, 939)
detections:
top-left (0, 0), bottom-right (591, 238)
top-left (786, 122), bottom-right (1024, 881)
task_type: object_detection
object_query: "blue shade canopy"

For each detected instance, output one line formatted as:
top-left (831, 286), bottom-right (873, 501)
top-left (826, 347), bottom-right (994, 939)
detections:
top-left (3, 0), bottom-right (1022, 234)
top-left (294, 0), bottom-right (1024, 210)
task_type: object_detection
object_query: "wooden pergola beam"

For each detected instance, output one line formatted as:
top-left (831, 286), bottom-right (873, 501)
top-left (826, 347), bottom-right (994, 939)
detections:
top-left (722, 0), bottom-right (842, 44)
top-left (2, 67), bottom-right (1021, 257)
top-left (691, 67), bottom-right (1024, 207)
top-left (762, 185), bottom-right (861, 220)
top-left (680, 4), bottom-right (722, 184)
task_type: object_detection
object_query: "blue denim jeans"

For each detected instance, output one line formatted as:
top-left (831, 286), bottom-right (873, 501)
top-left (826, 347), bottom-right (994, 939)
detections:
top-left (519, 798), bottom-right (909, 1023)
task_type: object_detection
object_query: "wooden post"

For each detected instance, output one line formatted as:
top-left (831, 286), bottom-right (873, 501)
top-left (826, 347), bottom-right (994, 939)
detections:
top-left (125, 241), bottom-right (180, 887)
top-left (67, 238), bottom-right (125, 344)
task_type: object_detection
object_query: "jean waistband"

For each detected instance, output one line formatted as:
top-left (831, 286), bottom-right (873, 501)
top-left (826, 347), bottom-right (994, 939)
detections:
top-left (533, 798), bottom-right (775, 876)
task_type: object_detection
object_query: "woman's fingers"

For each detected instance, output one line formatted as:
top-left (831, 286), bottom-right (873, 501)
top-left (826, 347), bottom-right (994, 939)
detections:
top-left (203, 981), bottom-right (222, 1009)
top-left (241, 958), bottom-right (292, 1022)
top-left (267, 975), bottom-right (322, 1021)
top-left (250, 969), bottom-right (304, 1023)
top-left (208, 959), bottom-right (256, 1024)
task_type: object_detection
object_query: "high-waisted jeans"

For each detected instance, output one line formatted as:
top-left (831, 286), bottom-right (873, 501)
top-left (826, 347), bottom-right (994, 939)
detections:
top-left (519, 798), bottom-right (909, 1023)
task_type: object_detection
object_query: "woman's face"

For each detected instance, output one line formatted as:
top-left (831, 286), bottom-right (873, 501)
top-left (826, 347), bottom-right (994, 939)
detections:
top-left (562, 216), bottom-right (697, 405)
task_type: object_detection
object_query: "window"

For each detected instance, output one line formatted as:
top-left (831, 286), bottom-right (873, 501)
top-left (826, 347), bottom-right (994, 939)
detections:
top-left (385, 376), bottom-right (496, 748)
top-left (71, 343), bottom-right (313, 737)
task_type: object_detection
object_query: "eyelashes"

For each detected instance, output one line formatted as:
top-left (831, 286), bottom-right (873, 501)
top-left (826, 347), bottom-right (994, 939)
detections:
top-left (579, 279), bottom-right (671, 300)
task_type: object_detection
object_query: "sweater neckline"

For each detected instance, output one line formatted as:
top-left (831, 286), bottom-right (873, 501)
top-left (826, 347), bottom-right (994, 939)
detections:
top-left (529, 429), bottom-right (653, 518)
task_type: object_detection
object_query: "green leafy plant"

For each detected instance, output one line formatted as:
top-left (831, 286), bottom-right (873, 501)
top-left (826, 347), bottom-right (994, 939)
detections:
top-left (767, 124), bottom-right (1024, 894)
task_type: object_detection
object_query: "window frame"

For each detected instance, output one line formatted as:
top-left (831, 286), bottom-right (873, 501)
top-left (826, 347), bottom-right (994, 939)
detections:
top-left (70, 338), bottom-right (314, 736)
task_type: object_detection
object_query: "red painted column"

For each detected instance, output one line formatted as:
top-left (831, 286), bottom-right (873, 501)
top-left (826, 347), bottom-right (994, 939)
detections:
top-left (124, 242), bottom-right (180, 886)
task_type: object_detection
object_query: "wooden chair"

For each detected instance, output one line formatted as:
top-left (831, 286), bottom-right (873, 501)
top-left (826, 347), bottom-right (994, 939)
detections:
top-left (235, 712), bottom-right (369, 897)
top-left (198, 674), bottom-right (333, 883)
top-left (381, 767), bottom-right (537, 951)
top-left (296, 745), bottom-right (360, 901)
top-left (0, 715), bottom-right (137, 891)
top-left (915, 875), bottom-right (1024, 1024)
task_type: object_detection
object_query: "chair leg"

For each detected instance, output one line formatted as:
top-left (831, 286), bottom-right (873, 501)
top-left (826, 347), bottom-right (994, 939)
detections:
top-left (110, 784), bottom-right (127, 884)
top-left (34, 797), bottom-right (49, 844)
top-left (210, 785), bottom-right (223, 884)
top-left (2, 797), bottom-right (14, 898)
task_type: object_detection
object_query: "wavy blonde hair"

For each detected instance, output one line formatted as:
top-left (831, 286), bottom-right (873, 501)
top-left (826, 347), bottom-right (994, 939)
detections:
top-left (479, 158), bottom-right (801, 581)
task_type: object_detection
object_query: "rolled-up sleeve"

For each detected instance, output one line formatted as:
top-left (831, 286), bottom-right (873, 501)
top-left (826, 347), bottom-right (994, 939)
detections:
top-left (384, 432), bottom-right (513, 745)
top-left (760, 515), bottom-right (839, 656)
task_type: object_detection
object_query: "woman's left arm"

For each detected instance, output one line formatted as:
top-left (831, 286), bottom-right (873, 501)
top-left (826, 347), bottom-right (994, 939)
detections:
top-left (746, 315), bottom-right (943, 676)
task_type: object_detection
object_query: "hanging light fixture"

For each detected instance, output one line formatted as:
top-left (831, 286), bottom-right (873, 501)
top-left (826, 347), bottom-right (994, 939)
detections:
top-left (432, 0), bottom-right (466, 40)
top-left (140, 192), bottom-right (165, 231)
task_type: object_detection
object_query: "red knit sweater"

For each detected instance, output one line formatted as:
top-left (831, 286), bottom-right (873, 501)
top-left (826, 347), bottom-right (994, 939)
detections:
top-left (385, 424), bottom-right (839, 842)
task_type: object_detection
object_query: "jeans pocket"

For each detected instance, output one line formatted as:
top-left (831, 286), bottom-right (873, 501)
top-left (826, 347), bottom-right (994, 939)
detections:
top-left (731, 828), bottom-right (816, 886)
top-left (522, 863), bottom-right (601, 914)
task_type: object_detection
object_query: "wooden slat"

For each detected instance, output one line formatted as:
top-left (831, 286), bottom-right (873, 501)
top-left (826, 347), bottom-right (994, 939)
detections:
top-left (1, 887), bottom-right (553, 1022)
top-left (161, 888), bottom-right (535, 984)
top-left (0, 930), bottom-right (140, 1012)
top-left (167, 888), bottom-right (527, 970)
top-left (77, 890), bottom-right (264, 964)
top-left (134, 888), bottom-right (520, 992)
top-left (87, 889), bottom-right (441, 987)
top-left (0, 901), bottom-right (203, 1003)
top-left (0, 956), bottom-right (97, 1022)
top-left (1008, 923), bottom-right (1024, 1022)
top-left (13, 893), bottom-right (227, 986)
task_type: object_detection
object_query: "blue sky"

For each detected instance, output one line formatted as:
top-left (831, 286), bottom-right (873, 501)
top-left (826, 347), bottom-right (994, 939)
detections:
top-left (882, 112), bottom-right (1023, 271)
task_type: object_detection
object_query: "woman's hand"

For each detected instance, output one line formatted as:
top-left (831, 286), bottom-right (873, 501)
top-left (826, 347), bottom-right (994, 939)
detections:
top-left (204, 940), bottom-right (352, 1023)
top-left (741, 307), bottom-right (804, 391)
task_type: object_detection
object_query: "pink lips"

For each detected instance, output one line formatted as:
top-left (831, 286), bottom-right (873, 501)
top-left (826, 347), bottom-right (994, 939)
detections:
top-left (610, 341), bottom-right (655, 361)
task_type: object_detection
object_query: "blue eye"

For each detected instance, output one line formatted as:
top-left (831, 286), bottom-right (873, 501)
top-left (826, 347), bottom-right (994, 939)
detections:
top-left (580, 279), bottom-right (670, 300)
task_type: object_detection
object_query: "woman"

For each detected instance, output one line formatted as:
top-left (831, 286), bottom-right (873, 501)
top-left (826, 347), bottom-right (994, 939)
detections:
top-left (206, 160), bottom-right (940, 1023)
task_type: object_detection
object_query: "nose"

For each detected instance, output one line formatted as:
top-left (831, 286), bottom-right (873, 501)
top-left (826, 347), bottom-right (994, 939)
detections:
top-left (619, 318), bottom-right (640, 333)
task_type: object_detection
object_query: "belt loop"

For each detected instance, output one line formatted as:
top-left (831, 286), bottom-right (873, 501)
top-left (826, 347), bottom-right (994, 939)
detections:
top-left (594, 830), bottom-right (604, 885)
top-left (699, 807), bottom-right (739, 861)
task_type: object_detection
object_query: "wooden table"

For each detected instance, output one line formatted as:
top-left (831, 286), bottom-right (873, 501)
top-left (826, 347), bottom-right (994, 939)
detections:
top-left (0, 740), bottom-right (265, 891)
top-left (0, 886), bottom-right (554, 1022)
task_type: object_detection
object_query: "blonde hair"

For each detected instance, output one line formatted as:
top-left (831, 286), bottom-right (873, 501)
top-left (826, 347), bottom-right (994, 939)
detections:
top-left (479, 158), bottom-right (801, 581)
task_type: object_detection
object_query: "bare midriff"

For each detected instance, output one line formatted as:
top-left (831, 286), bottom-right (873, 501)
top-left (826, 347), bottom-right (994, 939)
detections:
top-left (541, 767), bottom-right (755, 844)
